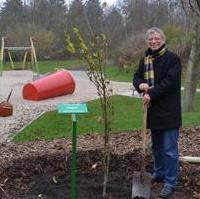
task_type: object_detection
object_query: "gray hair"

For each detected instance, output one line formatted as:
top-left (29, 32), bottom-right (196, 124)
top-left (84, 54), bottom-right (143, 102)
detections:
top-left (145, 27), bottom-right (166, 41)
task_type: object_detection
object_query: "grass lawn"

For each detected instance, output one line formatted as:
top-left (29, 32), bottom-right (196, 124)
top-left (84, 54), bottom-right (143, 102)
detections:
top-left (104, 66), bottom-right (133, 82)
top-left (182, 91), bottom-right (200, 126)
top-left (13, 94), bottom-right (200, 142)
top-left (3, 60), bottom-right (132, 82)
top-left (2, 60), bottom-right (200, 85)
top-left (197, 81), bottom-right (200, 88)
top-left (3, 60), bottom-right (84, 74)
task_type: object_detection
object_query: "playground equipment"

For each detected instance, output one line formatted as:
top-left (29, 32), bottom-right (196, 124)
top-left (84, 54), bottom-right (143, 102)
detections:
top-left (22, 70), bottom-right (75, 101)
top-left (0, 89), bottom-right (13, 117)
top-left (0, 37), bottom-right (39, 76)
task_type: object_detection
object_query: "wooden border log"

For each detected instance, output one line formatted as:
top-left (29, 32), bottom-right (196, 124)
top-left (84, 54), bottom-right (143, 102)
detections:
top-left (180, 156), bottom-right (200, 163)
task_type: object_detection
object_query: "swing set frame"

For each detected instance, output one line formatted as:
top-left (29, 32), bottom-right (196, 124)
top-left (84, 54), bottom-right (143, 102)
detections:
top-left (0, 37), bottom-right (39, 76)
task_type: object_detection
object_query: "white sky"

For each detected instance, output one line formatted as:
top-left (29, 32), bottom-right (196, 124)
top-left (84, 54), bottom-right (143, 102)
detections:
top-left (0, 0), bottom-right (117, 6)
top-left (102, 0), bottom-right (116, 6)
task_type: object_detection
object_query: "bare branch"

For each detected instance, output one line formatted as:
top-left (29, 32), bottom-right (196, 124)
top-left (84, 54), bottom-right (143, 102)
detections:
top-left (180, 0), bottom-right (188, 15)
top-left (189, 0), bottom-right (200, 16)
top-left (196, 0), bottom-right (200, 11)
top-left (0, 178), bottom-right (9, 198)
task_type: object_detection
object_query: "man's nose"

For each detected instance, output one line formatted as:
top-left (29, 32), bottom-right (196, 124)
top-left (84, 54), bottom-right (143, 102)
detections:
top-left (152, 38), bottom-right (156, 43)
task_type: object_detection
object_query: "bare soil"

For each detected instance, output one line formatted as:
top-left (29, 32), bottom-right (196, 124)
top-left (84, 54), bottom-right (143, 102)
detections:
top-left (0, 127), bottom-right (200, 199)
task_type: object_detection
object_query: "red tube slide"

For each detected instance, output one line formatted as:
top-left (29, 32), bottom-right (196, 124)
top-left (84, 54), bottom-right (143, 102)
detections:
top-left (22, 70), bottom-right (75, 101)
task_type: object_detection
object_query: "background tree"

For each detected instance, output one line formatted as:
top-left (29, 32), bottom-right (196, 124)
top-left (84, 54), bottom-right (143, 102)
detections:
top-left (0, 0), bottom-right (196, 62)
top-left (0, 0), bottom-right (25, 32)
top-left (103, 7), bottom-right (125, 56)
top-left (66, 0), bottom-right (90, 40)
top-left (85, 0), bottom-right (103, 34)
top-left (181, 0), bottom-right (200, 111)
top-left (0, 0), bottom-right (67, 59)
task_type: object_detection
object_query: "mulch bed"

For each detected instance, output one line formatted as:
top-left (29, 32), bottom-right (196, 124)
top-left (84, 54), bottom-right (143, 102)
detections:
top-left (0, 127), bottom-right (200, 198)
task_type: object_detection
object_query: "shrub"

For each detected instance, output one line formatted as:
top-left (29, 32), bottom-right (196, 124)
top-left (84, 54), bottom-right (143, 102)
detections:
top-left (113, 33), bottom-right (146, 73)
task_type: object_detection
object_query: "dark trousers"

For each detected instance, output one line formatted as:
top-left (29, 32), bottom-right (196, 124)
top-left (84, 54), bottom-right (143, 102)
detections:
top-left (151, 128), bottom-right (179, 188)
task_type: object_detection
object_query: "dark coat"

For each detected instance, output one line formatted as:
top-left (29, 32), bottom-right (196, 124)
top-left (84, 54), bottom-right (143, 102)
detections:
top-left (133, 49), bottom-right (182, 130)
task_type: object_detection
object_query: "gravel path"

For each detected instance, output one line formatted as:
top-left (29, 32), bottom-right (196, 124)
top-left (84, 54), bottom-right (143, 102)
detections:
top-left (0, 70), bottom-right (132, 143)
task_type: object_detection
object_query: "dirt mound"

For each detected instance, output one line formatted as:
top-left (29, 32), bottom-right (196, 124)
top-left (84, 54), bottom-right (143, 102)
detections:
top-left (0, 128), bottom-right (200, 198)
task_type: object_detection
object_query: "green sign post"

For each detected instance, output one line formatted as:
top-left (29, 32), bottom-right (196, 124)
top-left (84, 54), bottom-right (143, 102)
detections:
top-left (57, 103), bottom-right (88, 199)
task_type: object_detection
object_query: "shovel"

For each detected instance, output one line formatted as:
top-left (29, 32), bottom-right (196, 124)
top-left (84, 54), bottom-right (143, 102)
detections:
top-left (132, 103), bottom-right (151, 199)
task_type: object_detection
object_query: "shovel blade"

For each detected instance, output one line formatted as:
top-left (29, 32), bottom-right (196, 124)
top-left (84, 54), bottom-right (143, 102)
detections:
top-left (132, 171), bottom-right (151, 199)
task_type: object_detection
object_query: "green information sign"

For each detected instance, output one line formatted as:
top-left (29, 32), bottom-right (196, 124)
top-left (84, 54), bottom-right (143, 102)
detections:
top-left (57, 103), bottom-right (88, 199)
top-left (58, 103), bottom-right (88, 114)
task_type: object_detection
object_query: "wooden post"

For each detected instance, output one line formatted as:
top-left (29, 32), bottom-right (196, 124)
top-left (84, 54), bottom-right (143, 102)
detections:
top-left (8, 51), bottom-right (15, 69)
top-left (180, 156), bottom-right (200, 163)
top-left (30, 37), bottom-right (39, 75)
top-left (22, 51), bottom-right (28, 69)
top-left (0, 37), bottom-right (5, 76)
top-left (31, 49), bottom-right (34, 70)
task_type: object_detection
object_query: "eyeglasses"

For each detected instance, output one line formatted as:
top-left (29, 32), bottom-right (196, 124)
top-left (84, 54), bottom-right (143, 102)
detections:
top-left (147, 37), bottom-right (162, 42)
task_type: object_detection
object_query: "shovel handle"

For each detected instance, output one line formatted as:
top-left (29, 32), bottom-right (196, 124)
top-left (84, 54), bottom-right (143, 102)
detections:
top-left (142, 103), bottom-right (148, 155)
top-left (6, 89), bottom-right (13, 102)
top-left (141, 103), bottom-right (148, 172)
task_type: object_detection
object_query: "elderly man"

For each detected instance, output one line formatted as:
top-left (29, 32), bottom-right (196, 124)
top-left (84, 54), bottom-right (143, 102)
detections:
top-left (133, 27), bottom-right (182, 198)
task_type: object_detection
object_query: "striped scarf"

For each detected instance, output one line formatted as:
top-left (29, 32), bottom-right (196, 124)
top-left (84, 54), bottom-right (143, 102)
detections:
top-left (144, 47), bottom-right (166, 87)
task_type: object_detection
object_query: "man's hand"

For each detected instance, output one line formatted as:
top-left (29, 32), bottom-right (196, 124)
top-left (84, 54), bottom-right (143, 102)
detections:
top-left (139, 83), bottom-right (149, 93)
top-left (142, 93), bottom-right (151, 105)
top-left (139, 83), bottom-right (152, 105)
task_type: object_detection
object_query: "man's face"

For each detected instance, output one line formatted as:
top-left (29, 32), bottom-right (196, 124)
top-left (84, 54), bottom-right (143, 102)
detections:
top-left (146, 32), bottom-right (165, 51)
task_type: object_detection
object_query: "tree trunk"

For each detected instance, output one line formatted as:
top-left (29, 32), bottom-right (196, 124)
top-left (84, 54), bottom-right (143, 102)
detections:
top-left (182, 17), bottom-right (200, 112)
top-left (102, 96), bottom-right (111, 198)
top-left (182, 39), bottom-right (197, 111)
